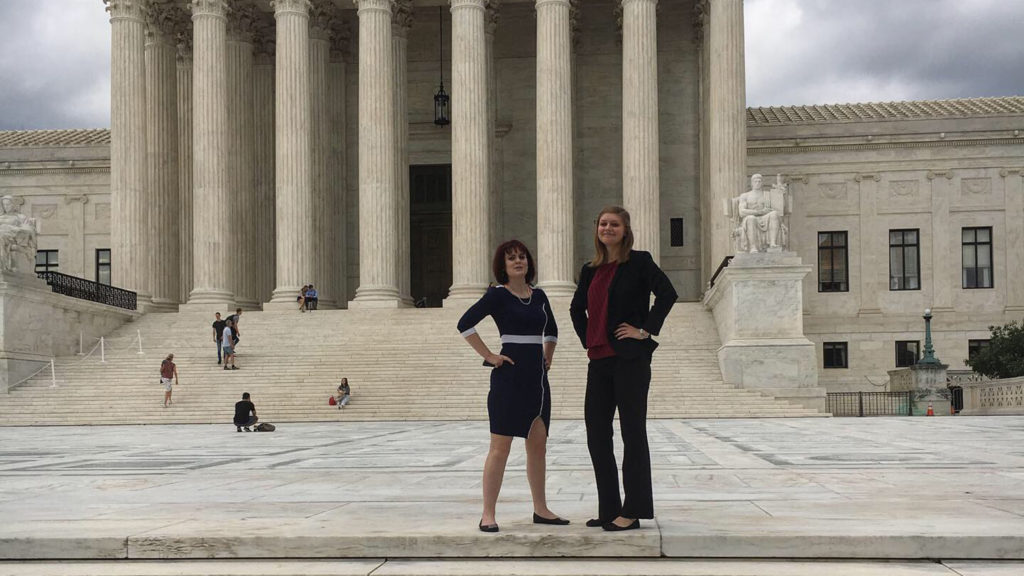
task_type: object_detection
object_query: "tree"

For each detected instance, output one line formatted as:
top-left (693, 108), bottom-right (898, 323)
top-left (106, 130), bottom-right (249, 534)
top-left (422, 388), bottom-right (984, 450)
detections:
top-left (965, 321), bottom-right (1024, 379)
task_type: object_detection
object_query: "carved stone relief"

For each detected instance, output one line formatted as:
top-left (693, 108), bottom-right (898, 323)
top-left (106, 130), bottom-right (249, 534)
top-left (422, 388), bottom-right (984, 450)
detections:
top-left (889, 180), bottom-right (920, 198)
top-left (962, 178), bottom-right (992, 196)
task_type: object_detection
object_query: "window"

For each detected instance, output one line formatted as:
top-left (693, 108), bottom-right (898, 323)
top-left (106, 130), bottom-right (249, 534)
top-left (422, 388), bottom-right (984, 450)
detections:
top-left (96, 249), bottom-right (111, 285)
top-left (962, 227), bottom-right (993, 289)
top-left (895, 340), bottom-right (920, 367)
top-left (823, 342), bottom-right (848, 369)
top-left (34, 250), bottom-right (58, 273)
top-left (670, 218), bottom-right (684, 247)
top-left (968, 339), bottom-right (990, 361)
top-left (889, 229), bottom-right (920, 290)
top-left (818, 232), bottom-right (849, 292)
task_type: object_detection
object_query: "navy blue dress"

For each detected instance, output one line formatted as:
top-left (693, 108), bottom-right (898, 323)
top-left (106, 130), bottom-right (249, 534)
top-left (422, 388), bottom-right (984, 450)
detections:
top-left (457, 286), bottom-right (558, 438)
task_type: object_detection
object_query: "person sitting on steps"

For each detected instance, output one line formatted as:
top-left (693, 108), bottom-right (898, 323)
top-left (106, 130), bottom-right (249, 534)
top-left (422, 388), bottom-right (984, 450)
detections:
top-left (335, 378), bottom-right (351, 409)
top-left (234, 392), bottom-right (258, 432)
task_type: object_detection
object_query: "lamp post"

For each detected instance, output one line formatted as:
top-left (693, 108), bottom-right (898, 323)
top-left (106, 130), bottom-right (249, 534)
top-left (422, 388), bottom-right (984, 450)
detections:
top-left (919, 308), bottom-right (943, 366)
top-left (433, 6), bottom-right (450, 126)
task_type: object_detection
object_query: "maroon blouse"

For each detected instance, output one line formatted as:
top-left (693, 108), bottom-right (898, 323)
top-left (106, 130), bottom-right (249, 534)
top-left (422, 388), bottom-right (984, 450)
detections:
top-left (586, 262), bottom-right (618, 360)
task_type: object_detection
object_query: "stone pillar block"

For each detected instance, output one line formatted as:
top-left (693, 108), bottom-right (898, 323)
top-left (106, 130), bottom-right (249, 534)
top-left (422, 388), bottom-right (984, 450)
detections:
top-left (889, 364), bottom-right (951, 416)
top-left (703, 252), bottom-right (826, 412)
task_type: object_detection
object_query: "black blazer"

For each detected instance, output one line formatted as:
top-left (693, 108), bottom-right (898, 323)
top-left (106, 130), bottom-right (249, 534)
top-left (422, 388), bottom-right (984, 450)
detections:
top-left (570, 250), bottom-right (678, 360)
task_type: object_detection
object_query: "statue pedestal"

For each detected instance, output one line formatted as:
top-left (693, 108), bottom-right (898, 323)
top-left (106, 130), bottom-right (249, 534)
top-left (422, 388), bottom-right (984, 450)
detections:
top-left (0, 272), bottom-right (137, 393)
top-left (889, 364), bottom-right (951, 416)
top-left (702, 252), bottom-right (827, 412)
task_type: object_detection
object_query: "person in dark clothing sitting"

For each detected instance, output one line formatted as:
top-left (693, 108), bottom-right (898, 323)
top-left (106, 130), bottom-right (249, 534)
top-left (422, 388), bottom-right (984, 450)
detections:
top-left (234, 392), bottom-right (258, 432)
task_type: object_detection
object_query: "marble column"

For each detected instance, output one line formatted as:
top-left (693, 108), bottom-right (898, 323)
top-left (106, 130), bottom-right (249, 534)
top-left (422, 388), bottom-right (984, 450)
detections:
top-left (253, 19), bottom-right (276, 303)
top-left (620, 0), bottom-right (660, 263)
top-left (535, 0), bottom-right (576, 297)
top-left (351, 0), bottom-right (402, 306)
top-left (1003, 169), bottom-right (1024, 312)
top-left (267, 0), bottom-right (315, 307)
top-left (227, 5), bottom-right (259, 309)
top-left (145, 4), bottom-right (180, 311)
top-left (447, 0), bottom-right (490, 303)
top-left (328, 21), bottom-right (350, 307)
top-left (176, 23), bottom-right (194, 305)
top-left (187, 0), bottom-right (234, 306)
top-left (706, 0), bottom-right (746, 279)
top-left (105, 0), bottom-right (152, 306)
top-left (310, 1), bottom-right (336, 308)
top-left (485, 1), bottom-right (502, 253)
top-left (393, 0), bottom-right (413, 305)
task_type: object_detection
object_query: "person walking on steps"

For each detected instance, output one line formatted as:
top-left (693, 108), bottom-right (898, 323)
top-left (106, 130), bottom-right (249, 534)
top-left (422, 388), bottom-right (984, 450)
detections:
top-left (457, 239), bottom-right (569, 533)
top-left (570, 206), bottom-right (677, 532)
top-left (212, 312), bottom-right (226, 365)
top-left (160, 353), bottom-right (178, 408)
top-left (222, 319), bottom-right (238, 370)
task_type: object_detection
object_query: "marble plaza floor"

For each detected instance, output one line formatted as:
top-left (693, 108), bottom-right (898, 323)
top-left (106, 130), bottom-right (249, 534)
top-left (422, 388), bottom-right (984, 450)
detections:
top-left (1, 417), bottom-right (1023, 575)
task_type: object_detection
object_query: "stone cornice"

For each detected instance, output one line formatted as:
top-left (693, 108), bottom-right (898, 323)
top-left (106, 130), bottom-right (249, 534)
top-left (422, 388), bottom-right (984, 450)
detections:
top-left (190, 0), bottom-right (229, 19)
top-left (748, 136), bottom-right (1024, 156)
top-left (105, 0), bottom-right (148, 22)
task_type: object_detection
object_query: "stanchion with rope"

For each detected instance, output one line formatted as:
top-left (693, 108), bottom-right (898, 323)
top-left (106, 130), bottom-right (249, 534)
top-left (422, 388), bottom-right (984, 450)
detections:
top-left (77, 331), bottom-right (84, 356)
top-left (49, 359), bottom-right (56, 388)
top-left (100, 337), bottom-right (106, 363)
top-left (136, 329), bottom-right (144, 355)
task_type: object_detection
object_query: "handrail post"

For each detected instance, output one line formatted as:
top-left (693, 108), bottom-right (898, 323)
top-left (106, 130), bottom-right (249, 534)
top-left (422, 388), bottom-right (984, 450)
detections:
top-left (100, 337), bottom-right (106, 363)
top-left (49, 359), bottom-right (57, 388)
top-left (136, 330), bottom-right (143, 355)
top-left (77, 331), bottom-right (83, 356)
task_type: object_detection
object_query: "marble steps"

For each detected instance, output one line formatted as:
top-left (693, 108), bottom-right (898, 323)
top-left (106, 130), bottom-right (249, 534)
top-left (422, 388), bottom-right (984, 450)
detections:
top-left (0, 304), bottom-right (824, 423)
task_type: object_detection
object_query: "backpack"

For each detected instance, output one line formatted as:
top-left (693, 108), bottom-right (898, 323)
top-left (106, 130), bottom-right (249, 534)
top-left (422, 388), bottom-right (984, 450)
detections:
top-left (328, 395), bottom-right (337, 406)
top-left (254, 422), bottom-right (275, 432)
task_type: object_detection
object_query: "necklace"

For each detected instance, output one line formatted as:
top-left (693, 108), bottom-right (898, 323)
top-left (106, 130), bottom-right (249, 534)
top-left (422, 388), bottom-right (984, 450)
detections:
top-left (505, 284), bottom-right (533, 305)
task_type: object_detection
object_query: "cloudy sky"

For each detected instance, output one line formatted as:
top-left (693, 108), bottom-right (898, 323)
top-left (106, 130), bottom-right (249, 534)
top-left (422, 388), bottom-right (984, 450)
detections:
top-left (1, 0), bottom-right (1022, 130)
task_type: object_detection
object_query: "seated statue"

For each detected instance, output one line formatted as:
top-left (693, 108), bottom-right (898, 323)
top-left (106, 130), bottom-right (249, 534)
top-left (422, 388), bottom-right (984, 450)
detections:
top-left (0, 195), bottom-right (39, 274)
top-left (731, 174), bottom-right (789, 253)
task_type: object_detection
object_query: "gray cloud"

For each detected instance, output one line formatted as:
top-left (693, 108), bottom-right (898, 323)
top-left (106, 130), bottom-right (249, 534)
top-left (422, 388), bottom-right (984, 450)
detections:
top-left (0, 0), bottom-right (111, 130)
top-left (746, 0), bottom-right (1024, 106)
top-left (0, 0), bottom-right (1022, 131)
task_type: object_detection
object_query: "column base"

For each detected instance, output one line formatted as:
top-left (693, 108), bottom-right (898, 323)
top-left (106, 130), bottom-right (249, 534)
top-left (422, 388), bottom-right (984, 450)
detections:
top-left (349, 285), bottom-right (406, 309)
top-left (444, 283), bottom-right (488, 305)
top-left (182, 289), bottom-right (235, 313)
top-left (235, 298), bottom-right (262, 311)
top-left (536, 281), bottom-right (576, 299)
top-left (148, 298), bottom-right (180, 313)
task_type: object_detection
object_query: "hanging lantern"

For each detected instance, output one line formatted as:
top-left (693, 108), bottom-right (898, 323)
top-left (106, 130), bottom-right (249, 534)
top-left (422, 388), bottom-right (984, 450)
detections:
top-left (434, 6), bottom-right (450, 126)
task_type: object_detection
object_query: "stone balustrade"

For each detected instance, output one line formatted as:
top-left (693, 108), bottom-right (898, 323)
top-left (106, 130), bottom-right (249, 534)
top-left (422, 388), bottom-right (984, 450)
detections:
top-left (961, 376), bottom-right (1024, 415)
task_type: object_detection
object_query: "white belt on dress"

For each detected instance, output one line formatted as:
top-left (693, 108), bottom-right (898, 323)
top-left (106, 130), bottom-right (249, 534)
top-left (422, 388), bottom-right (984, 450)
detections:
top-left (501, 334), bottom-right (557, 345)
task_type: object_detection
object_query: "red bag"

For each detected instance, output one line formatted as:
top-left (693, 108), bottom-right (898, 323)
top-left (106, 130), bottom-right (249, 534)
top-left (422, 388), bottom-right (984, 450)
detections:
top-left (328, 396), bottom-right (337, 406)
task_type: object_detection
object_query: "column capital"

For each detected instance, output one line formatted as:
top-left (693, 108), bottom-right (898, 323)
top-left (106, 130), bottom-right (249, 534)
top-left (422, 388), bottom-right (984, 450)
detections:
top-left (354, 0), bottom-right (394, 14)
top-left (227, 2), bottom-right (258, 43)
top-left (105, 0), bottom-right (148, 22)
top-left (450, 0), bottom-right (486, 12)
top-left (693, 0), bottom-right (708, 44)
top-left (392, 0), bottom-right (413, 38)
top-left (311, 0), bottom-right (336, 40)
top-left (190, 0), bottom-right (229, 20)
top-left (176, 20), bottom-right (194, 60)
top-left (145, 2), bottom-right (182, 43)
top-left (253, 11), bottom-right (277, 62)
top-left (329, 14), bottom-right (351, 61)
top-left (272, 0), bottom-right (312, 17)
top-left (618, 0), bottom-right (658, 6)
top-left (485, 0), bottom-right (501, 36)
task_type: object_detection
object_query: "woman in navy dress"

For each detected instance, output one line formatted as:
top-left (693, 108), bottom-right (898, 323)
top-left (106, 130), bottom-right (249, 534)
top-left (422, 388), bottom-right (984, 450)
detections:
top-left (457, 240), bottom-right (569, 533)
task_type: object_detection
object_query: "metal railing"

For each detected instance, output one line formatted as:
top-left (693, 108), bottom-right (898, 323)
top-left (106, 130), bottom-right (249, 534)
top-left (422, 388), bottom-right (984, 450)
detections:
top-left (35, 271), bottom-right (137, 310)
top-left (709, 256), bottom-right (734, 289)
top-left (827, 391), bottom-right (913, 417)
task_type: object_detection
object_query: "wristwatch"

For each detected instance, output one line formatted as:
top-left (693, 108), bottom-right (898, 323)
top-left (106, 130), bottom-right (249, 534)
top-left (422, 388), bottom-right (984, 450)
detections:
top-left (639, 328), bottom-right (648, 339)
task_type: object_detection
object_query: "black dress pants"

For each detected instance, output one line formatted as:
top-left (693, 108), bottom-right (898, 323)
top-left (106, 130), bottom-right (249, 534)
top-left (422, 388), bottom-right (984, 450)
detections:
top-left (585, 354), bottom-right (653, 520)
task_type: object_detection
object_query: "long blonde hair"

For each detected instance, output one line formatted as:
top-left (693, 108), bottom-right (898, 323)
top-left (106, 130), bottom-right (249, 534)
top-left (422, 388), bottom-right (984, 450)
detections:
top-left (590, 206), bottom-right (633, 267)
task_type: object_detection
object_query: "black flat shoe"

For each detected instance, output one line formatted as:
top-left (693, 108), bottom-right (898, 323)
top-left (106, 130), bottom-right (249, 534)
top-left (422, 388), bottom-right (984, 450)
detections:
top-left (533, 513), bottom-right (570, 526)
top-left (586, 518), bottom-right (609, 528)
top-left (478, 520), bottom-right (499, 533)
top-left (603, 519), bottom-right (640, 531)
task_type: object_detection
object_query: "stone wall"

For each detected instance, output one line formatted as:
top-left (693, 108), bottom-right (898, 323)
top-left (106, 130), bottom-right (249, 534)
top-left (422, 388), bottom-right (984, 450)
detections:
top-left (749, 114), bottom-right (1024, 392)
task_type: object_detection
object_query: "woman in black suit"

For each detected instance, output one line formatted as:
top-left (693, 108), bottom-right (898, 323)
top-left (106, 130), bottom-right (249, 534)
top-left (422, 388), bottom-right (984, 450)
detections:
top-left (570, 206), bottom-right (677, 531)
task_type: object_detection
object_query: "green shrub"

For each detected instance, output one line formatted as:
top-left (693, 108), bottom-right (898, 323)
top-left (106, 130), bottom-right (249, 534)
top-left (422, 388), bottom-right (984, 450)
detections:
top-left (965, 321), bottom-right (1024, 379)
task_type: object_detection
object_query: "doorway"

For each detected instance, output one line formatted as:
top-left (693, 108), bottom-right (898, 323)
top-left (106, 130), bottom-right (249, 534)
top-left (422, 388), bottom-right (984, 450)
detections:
top-left (410, 164), bottom-right (453, 308)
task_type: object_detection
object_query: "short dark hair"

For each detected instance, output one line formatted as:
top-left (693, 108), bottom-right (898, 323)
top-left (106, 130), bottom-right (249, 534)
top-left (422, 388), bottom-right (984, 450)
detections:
top-left (242, 392), bottom-right (250, 400)
top-left (492, 239), bottom-right (536, 285)
top-left (236, 308), bottom-right (242, 313)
